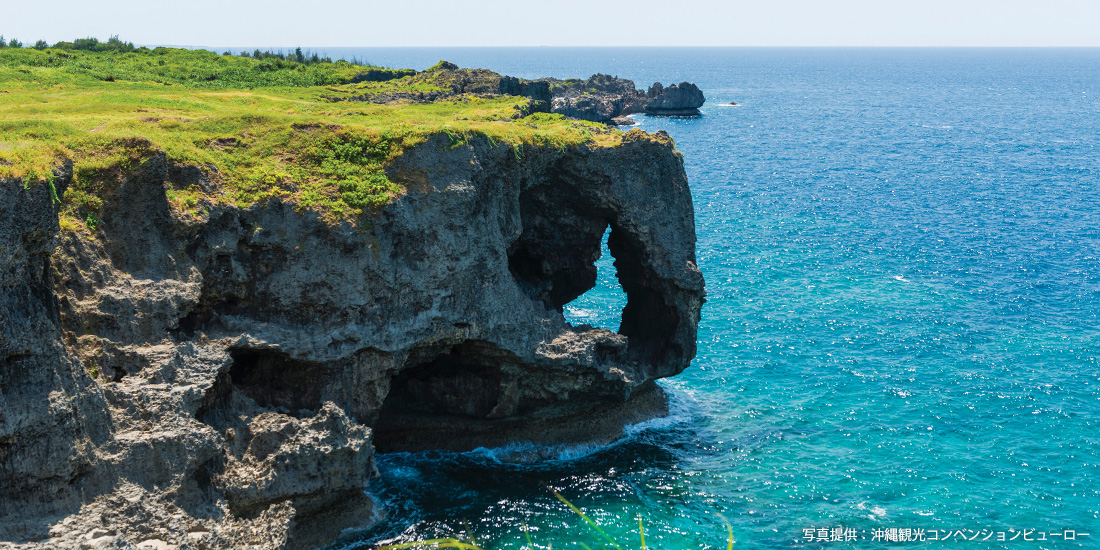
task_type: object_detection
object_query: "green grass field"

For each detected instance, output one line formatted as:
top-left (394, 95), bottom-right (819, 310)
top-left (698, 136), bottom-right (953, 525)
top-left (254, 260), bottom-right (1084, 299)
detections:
top-left (0, 42), bottom-right (617, 227)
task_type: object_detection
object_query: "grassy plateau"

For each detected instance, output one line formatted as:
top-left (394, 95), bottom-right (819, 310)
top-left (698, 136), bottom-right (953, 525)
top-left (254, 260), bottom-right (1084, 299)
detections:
top-left (0, 39), bottom-right (617, 229)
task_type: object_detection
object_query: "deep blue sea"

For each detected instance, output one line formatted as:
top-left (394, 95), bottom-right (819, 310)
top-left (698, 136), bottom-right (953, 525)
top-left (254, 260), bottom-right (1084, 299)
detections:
top-left (316, 48), bottom-right (1100, 549)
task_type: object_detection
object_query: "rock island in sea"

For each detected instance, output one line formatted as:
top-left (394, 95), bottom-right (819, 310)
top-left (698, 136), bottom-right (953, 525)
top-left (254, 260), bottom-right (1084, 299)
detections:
top-left (0, 43), bottom-right (704, 549)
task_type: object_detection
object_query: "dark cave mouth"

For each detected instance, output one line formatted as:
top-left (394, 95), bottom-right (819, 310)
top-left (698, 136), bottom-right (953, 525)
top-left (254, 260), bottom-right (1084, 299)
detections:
top-left (227, 348), bottom-right (331, 416)
top-left (372, 340), bottom-right (525, 452)
top-left (370, 339), bottom-right (675, 454)
top-left (194, 347), bottom-right (334, 429)
top-left (378, 341), bottom-right (509, 419)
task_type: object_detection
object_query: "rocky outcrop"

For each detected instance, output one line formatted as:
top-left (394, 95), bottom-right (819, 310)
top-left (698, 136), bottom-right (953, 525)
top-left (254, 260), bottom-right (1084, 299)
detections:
top-left (0, 129), bottom-right (703, 548)
top-left (540, 74), bottom-right (647, 123)
top-left (332, 61), bottom-right (551, 114)
top-left (549, 94), bottom-right (626, 123)
top-left (327, 65), bottom-right (703, 123)
top-left (541, 74), bottom-right (706, 122)
top-left (644, 82), bottom-right (706, 116)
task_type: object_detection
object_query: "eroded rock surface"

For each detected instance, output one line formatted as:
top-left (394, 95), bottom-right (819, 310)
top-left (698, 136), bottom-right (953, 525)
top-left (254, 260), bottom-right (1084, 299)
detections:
top-left (0, 129), bottom-right (703, 548)
top-left (325, 64), bottom-right (704, 123)
top-left (542, 74), bottom-right (707, 122)
top-left (644, 82), bottom-right (706, 116)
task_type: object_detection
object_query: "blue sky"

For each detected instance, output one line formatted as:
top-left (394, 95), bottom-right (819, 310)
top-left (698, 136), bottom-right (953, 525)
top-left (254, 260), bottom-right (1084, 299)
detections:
top-left (5, 0), bottom-right (1100, 47)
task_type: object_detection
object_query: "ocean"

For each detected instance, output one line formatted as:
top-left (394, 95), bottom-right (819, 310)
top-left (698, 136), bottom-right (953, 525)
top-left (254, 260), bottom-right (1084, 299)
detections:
top-left (315, 48), bottom-right (1100, 549)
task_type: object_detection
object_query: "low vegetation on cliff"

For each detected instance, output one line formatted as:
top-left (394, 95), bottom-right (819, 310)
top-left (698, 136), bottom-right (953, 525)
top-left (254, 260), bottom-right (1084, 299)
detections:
top-left (0, 39), bottom-right (619, 226)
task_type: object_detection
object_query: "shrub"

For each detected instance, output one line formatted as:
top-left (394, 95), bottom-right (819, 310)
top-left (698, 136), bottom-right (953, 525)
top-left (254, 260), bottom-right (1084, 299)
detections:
top-left (72, 37), bottom-right (99, 50)
top-left (72, 35), bottom-right (135, 53)
top-left (104, 35), bottom-right (135, 52)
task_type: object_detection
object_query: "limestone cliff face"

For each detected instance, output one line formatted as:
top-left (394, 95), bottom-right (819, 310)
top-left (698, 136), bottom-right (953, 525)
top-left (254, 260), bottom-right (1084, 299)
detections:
top-left (0, 130), bottom-right (704, 549)
top-left (644, 82), bottom-right (706, 116)
top-left (542, 75), bottom-right (707, 122)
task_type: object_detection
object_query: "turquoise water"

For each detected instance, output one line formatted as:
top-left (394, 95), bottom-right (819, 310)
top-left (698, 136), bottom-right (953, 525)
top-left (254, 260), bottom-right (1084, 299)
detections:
top-left (332, 49), bottom-right (1100, 549)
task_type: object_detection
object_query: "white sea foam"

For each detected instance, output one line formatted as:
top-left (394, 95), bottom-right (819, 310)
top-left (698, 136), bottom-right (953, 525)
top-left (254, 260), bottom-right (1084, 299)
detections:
top-left (856, 502), bottom-right (888, 518)
top-left (624, 383), bottom-right (696, 436)
top-left (456, 383), bottom-right (697, 464)
top-left (564, 306), bottom-right (596, 318)
top-left (465, 441), bottom-right (606, 463)
top-left (382, 463), bottom-right (423, 480)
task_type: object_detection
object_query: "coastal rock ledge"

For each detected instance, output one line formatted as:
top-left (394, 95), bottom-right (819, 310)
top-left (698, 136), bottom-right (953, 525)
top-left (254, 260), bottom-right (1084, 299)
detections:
top-left (0, 130), bottom-right (704, 548)
top-left (542, 74), bottom-right (707, 123)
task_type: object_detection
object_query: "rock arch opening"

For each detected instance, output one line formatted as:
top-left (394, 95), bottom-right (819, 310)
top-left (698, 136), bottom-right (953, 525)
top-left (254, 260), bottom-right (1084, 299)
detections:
top-left (562, 226), bottom-right (626, 332)
top-left (606, 222), bottom-right (682, 368)
top-left (505, 188), bottom-right (608, 310)
top-left (506, 179), bottom-right (686, 368)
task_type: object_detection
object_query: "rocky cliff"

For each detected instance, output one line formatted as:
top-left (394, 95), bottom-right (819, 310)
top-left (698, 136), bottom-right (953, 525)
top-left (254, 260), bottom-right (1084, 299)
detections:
top-left (643, 82), bottom-right (707, 116)
top-left (541, 74), bottom-right (707, 123)
top-left (0, 129), bottom-right (704, 549)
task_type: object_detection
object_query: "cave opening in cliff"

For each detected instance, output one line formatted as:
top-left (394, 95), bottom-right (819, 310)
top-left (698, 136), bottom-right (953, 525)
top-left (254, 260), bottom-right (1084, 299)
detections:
top-left (378, 341), bottom-right (509, 420)
top-left (561, 226), bottom-right (626, 332)
top-left (374, 340), bottom-right (525, 452)
top-left (223, 348), bottom-right (332, 417)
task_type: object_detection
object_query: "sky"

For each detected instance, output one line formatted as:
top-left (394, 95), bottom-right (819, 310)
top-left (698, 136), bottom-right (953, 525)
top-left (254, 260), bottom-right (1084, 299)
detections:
top-left (4, 0), bottom-right (1100, 48)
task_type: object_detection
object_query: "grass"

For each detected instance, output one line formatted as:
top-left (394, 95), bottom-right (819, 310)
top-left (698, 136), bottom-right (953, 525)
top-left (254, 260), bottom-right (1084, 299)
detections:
top-left (373, 490), bottom-right (735, 550)
top-left (0, 41), bottom-right (630, 226)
